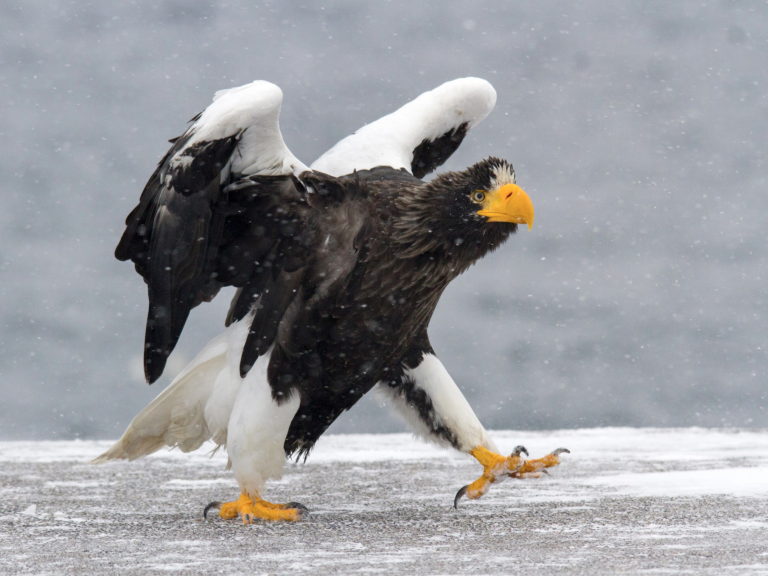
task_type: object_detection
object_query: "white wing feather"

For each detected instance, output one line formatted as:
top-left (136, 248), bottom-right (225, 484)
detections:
top-left (170, 80), bottom-right (308, 178)
top-left (310, 77), bottom-right (496, 177)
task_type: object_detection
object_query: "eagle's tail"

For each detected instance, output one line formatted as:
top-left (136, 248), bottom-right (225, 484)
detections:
top-left (92, 319), bottom-right (250, 464)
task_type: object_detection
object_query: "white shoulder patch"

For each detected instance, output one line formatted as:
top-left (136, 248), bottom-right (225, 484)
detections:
top-left (172, 80), bottom-right (308, 178)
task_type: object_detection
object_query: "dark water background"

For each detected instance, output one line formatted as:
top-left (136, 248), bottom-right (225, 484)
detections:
top-left (1, 0), bottom-right (766, 439)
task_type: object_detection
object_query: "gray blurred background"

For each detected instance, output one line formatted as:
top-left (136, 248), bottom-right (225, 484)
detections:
top-left (1, 0), bottom-right (766, 440)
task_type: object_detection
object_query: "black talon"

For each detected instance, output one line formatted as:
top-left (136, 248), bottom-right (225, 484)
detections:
top-left (284, 502), bottom-right (309, 512)
top-left (552, 447), bottom-right (570, 455)
top-left (511, 445), bottom-right (528, 457)
top-left (454, 485), bottom-right (469, 509)
top-left (203, 501), bottom-right (222, 519)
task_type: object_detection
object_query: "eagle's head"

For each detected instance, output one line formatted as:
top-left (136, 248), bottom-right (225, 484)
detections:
top-left (393, 157), bottom-right (534, 266)
top-left (462, 157), bottom-right (534, 231)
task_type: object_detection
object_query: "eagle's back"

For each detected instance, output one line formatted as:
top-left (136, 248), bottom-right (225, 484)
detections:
top-left (270, 169), bottom-right (461, 457)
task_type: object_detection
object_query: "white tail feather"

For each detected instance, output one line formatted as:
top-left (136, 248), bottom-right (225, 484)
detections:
top-left (93, 321), bottom-right (249, 464)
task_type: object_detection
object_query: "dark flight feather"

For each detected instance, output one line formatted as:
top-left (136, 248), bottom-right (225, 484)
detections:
top-left (114, 131), bottom-right (302, 382)
top-left (410, 122), bottom-right (469, 179)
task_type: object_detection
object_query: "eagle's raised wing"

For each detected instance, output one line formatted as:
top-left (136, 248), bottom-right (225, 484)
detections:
top-left (310, 77), bottom-right (496, 178)
top-left (116, 81), bottom-right (309, 383)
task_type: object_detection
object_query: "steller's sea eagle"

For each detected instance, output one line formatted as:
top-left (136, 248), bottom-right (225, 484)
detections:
top-left (95, 78), bottom-right (568, 522)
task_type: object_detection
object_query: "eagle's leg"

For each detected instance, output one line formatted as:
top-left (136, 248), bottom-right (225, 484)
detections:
top-left (379, 342), bottom-right (570, 508)
top-left (206, 493), bottom-right (307, 523)
top-left (212, 350), bottom-right (306, 522)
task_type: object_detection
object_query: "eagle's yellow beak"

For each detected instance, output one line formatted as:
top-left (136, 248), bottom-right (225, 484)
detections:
top-left (477, 183), bottom-right (534, 230)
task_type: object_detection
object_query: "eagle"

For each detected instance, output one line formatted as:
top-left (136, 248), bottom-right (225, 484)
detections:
top-left (95, 78), bottom-right (569, 522)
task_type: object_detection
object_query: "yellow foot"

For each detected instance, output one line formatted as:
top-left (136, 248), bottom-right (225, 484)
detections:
top-left (453, 445), bottom-right (528, 508)
top-left (203, 493), bottom-right (309, 523)
top-left (510, 447), bottom-right (570, 479)
top-left (454, 446), bottom-right (570, 508)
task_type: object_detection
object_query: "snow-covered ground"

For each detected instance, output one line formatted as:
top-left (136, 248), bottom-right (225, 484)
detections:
top-left (2, 428), bottom-right (767, 574)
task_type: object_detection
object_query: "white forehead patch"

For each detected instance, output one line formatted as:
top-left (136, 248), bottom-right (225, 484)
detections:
top-left (490, 163), bottom-right (516, 188)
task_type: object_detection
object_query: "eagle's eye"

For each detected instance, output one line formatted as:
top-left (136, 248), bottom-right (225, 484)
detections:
top-left (471, 191), bottom-right (486, 203)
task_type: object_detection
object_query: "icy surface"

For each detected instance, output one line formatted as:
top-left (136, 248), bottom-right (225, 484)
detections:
top-left (2, 428), bottom-right (768, 575)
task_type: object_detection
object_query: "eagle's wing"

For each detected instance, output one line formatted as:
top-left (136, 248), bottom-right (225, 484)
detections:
top-left (116, 81), bottom-right (309, 383)
top-left (310, 77), bottom-right (496, 178)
